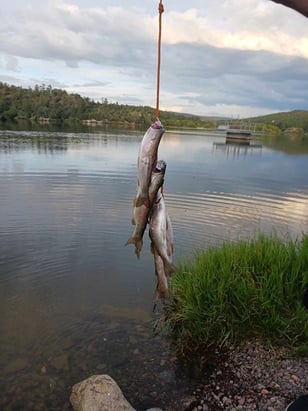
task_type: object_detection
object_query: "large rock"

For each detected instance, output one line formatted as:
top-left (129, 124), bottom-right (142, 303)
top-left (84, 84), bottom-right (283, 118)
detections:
top-left (70, 374), bottom-right (136, 411)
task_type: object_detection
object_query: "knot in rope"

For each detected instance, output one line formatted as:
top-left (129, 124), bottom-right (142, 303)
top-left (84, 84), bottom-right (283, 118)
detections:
top-left (158, 1), bottom-right (164, 14)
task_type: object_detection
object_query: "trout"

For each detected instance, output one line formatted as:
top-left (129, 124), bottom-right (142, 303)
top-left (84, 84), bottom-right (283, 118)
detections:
top-left (135, 120), bottom-right (165, 208)
top-left (166, 212), bottom-right (174, 262)
top-left (126, 160), bottom-right (166, 258)
top-left (149, 188), bottom-right (177, 275)
top-left (151, 242), bottom-right (170, 301)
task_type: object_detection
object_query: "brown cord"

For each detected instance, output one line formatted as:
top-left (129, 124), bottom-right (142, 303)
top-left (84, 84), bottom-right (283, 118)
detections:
top-left (155, 1), bottom-right (164, 121)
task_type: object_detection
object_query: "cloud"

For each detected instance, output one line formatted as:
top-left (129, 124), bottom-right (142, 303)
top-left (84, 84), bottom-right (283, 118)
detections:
top-left (3, 55), bottom-right (20, 72)
top-left (163, 1), bottom-right (308, 58)
top-left (160, 43), bottom-right (308, 110)
top-left (0, 0), bottom-right (307, 117)
top-left (0, 2), bottom-right (157, 68)
top-left (2, 0), bottom-right (307, 65)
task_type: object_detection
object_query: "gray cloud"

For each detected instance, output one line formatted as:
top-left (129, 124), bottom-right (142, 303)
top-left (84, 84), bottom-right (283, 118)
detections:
top-left (159, 44), bottom-right (308, 111)
top-left (0, 4), bottom-right (155, 67)
top-left (0, 1), bottom-right (307, 116)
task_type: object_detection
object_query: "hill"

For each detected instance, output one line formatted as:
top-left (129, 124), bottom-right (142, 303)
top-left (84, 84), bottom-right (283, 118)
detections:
top-left (1, 82), bottom-right (307, 132)
top-left (0, 82), bottom-right (215, 129)
top-left (247, 110), bottom-right (308, 131)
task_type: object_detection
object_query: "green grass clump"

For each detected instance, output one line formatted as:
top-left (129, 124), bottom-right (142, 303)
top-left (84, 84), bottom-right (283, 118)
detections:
top-left (164, 234), bottom-right (308, 352)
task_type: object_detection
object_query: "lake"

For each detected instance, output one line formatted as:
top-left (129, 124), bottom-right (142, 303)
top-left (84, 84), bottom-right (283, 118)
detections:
top-left (0, 127), bottom-right (307, 410)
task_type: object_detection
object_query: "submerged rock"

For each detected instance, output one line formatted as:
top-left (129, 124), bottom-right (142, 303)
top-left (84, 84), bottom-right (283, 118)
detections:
top-left (70, 374), bottom-right (136, 411)
top-left (4, 358), bottom-right (29, 373)
top-left (49, 353), bottom-right (69, 371)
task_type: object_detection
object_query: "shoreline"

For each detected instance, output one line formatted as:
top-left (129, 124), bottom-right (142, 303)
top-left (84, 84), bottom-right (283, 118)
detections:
top-left (164, 340), bottom-right (308, 410)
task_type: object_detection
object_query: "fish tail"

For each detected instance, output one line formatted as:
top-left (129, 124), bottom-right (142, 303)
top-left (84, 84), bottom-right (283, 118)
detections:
top-left (152, 285), bottom-right (173, 312)
top-left (154, 286), bottom-right (170, 301)
top-left (125, 236), bottom-right (143, 256)
top-left (134, 245), bottom-right (142, 259)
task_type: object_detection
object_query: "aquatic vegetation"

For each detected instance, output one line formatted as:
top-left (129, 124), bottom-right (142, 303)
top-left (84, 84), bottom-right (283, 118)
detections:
top-left (163, 234), bottom-right (308, 353)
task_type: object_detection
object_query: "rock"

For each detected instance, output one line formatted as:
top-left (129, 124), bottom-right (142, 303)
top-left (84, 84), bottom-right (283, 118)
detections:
top-left (40, 366), bottom-right (47, 375)
top-left (70, 374), bottom-right (136, 411)
top-left (96, 363), bottom-right (107, 370)
top-left (158, 370), bottom-right (175, 383)
top-left (62, 337), bottom-right (73, 349)
top-left (291, 374), bottom-right (300, 383)
top-left (128, 336), bottom-right (138, 345)
top-left (49, 354), bottom-right (69, 371)
top-left (4, 358), bottom-right (29, 373)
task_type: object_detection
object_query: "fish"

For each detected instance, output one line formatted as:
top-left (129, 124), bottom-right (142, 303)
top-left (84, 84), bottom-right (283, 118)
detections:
top-left (126, 160), bottom-right (166, 258)
top-left (151, 242), bottom-right (170, 301)
top-left (135, 120), bottom-right (165, 208)
top-left (166, 212), bottom-right (174, 262)
top-left (149, 188), bottom-right (177, 275)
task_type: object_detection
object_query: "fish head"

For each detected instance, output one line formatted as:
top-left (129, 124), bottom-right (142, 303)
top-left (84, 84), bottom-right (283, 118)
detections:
top-left (151, 119), bottom-right (165, 132)
top-left (150, 161), bottom-right (166, 194)
top-left (153, 159), bottom-right (166, 174)
top-left (148, 161), bottom-right (166, 203)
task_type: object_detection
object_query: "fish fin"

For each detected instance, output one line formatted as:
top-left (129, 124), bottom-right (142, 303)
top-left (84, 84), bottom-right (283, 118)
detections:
top-left (134, 245), bottom-right (141, 259)
top-left (125, 236), bottom-right (143, 256)
top-left (125, 236), bottom-right (135, 246)
top-left (164, 261), bottom-right (177, 276)
top-left (135, 194), bottom-right (150, 208)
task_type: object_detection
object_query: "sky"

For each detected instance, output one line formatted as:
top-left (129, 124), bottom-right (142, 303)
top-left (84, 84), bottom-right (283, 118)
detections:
top-left (0, 0), bottom-right (308, 118)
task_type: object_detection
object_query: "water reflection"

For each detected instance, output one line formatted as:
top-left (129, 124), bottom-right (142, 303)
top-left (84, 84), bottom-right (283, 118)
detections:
top-left (213, 141), bottom-right (263, 159)
top-left (262, 133), bottom-right (308, 155)
top-left (0, 129), bottom-right (142, 154)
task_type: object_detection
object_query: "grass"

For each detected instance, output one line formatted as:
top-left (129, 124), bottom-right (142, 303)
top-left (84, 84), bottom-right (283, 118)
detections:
top-left (161, 234), bottom-right (308, 354)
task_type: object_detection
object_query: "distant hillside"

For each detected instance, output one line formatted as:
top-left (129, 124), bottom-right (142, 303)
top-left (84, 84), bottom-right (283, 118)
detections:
top-left (0, 82), bottom-right (214, 129)
top-left (1, 82), bottom-right (307, 132)
top-left (247, 110), bottom-right (308, 131)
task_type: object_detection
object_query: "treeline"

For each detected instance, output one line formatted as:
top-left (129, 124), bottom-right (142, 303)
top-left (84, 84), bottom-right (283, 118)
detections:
top-left (249, 110), bottom-right (308, 132)
top-left (0, 82), bottom-right (214, 129)
top-left (1, 82), bottom-right (307, 132)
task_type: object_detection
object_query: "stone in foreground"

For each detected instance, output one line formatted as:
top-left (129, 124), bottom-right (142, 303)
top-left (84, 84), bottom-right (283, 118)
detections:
top-left (70, 374), bottom-right (136, 411)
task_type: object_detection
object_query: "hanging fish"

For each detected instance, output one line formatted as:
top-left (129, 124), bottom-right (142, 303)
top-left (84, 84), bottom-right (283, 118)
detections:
top-left (166, 212), bottom-right (174, 265)
top-left (135, 120), bottom-right (165, 208)
top-left (151, 242), bottom-right (170, 301)
top-left (126, 160), bottom-right (166, 258)
top-left (149, 188), bottom-right (177, 276)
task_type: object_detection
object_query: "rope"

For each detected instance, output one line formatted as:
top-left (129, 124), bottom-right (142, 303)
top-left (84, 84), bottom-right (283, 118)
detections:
top-left (155, 0), bottom-right (164, 121)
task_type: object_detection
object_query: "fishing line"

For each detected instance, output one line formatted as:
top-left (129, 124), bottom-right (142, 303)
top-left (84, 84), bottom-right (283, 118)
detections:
top-left (155, 0), bottom-right (164, 121)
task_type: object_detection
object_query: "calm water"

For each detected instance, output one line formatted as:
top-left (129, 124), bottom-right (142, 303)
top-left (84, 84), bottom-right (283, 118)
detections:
top-left (0, 128), bottom-right (307, 410)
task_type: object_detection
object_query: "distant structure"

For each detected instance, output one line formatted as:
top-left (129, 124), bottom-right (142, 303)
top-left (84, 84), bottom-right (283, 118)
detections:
top-left (225, 121), bottom-right (252, 145)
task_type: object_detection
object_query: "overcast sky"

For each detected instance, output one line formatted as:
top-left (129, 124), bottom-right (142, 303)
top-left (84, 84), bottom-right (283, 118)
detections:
top-left (1, 0), bottom-right (307, 117)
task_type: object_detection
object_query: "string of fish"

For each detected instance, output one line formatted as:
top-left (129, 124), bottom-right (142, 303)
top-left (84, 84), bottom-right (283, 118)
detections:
top-left (126, 1), bottom-right (177, 302)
